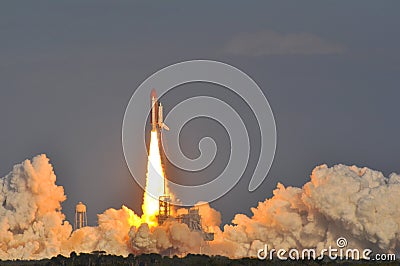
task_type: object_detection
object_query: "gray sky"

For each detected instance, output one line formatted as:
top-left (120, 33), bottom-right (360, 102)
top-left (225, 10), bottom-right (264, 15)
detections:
top-left (1, 1), bottom-right (399, 225)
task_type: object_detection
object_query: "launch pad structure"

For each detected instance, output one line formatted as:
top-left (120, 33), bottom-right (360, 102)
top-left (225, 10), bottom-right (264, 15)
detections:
top-left (151, 89), bottom-right (214, 242)
top-left (157, 195), bottom-right (215, 241)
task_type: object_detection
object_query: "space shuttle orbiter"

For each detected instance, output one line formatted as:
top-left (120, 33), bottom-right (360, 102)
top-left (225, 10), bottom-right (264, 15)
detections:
top-left (151, 89), bottom-right (169, 131)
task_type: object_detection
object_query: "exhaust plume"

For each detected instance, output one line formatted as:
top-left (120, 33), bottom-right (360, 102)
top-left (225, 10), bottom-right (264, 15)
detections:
top-left (0, 155), bottom-right (72, 259)
top-left (209, 164), bottom-right (400, 257)
top-left (0, 155), bottom-right (399, 260)
top-left (142, 130), bottom-right (169, 226)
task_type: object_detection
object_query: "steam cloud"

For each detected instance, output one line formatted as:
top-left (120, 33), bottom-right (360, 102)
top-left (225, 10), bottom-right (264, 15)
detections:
top-left (0, 155), bottom-right (71, 259)
top-left (0, 155), bottom-right (399, 259)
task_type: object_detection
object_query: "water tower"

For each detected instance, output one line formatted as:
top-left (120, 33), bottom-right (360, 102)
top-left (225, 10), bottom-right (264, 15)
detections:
top-left (74, 202), bottom-right (87, 230)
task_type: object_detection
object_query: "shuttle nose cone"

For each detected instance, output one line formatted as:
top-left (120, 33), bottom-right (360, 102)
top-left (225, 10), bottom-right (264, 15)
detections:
top-left (151, 88), bottom-right (157, 99)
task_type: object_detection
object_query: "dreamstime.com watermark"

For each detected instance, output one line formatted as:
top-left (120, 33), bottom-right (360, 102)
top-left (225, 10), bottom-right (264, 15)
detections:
top-left (257, 237), bottom-right (396, 261)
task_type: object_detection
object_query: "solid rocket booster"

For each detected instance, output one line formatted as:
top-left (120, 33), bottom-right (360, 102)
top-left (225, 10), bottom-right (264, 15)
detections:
top-left (151, 89), bottom-right (169, 131)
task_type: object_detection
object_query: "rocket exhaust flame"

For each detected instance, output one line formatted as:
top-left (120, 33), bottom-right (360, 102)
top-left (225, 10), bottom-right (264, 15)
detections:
top-left (126, 130), bottom-right (170, 229)
top-left (142, 130), bottom-right (168, 226)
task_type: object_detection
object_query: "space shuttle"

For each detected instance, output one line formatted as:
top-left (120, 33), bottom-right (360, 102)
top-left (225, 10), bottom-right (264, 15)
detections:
top-left (151, 89), bottom-right (169, 131)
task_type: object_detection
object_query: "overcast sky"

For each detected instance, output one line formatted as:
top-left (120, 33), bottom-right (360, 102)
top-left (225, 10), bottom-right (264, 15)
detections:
top-left (1, 1), bottom-right (399, 225)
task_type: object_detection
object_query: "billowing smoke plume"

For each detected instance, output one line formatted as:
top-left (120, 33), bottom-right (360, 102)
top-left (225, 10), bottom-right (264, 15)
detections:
top-left (210, 164), bottom-right (400, 258)
top-left (0, 155), bottom-right (399, 260)
top-left (0, 155), bottom-right (72, 259)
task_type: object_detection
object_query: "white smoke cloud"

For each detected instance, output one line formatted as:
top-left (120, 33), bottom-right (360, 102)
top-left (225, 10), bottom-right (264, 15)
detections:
top-left (210, 164), bottom-right (400, 258)
top-left (129, 221), bottom-right (204, 255)
top-left (0, 154), bottom-right (72, 260)
top-left (0, 155), bottom-right (399, 260)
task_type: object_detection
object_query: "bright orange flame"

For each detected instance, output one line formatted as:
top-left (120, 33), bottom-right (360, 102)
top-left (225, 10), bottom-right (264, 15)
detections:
top-left (127, 130), bottom-right (169, 228)
top-left (142, 130), bottom-right (168, 226)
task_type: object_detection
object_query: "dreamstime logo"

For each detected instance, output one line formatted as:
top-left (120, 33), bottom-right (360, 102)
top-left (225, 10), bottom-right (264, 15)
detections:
top-left (122, 60), bottom-right (276, 206)
top-left (336, 237), bottom-right (348, 248)
top-left (257, 237), bottom-right (395, 261)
